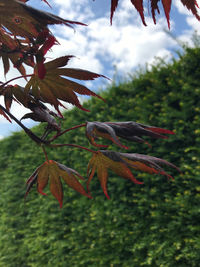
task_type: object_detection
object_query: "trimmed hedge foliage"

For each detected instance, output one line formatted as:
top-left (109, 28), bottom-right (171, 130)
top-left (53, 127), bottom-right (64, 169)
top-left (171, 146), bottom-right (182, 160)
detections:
top-left (0, 46), bottom-right (199, 267)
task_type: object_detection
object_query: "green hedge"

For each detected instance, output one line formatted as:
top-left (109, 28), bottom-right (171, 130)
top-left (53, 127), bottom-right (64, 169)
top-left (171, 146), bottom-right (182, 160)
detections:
top-left (0, 46), bottom-right (199, 267)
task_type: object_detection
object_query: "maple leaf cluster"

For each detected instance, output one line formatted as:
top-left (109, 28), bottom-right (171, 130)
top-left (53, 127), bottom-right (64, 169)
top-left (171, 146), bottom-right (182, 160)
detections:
top-left (0, 0), bottom-right (196, 207)
top-left (24, 121), bottom-right (181, 207)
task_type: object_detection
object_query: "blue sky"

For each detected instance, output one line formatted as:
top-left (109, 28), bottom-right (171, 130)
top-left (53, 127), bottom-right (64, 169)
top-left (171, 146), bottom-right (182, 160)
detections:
top-left (0, 0), bottom-right (200, 138)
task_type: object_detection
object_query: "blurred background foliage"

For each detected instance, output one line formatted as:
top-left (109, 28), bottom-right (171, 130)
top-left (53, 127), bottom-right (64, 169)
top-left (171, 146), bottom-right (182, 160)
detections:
top-left (0, 42), bottom-right (199, 267)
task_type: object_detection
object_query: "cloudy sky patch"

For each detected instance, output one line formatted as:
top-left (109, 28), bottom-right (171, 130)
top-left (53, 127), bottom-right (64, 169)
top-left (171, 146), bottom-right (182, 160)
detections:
top-left (0, 0), bottom-right (199, 138)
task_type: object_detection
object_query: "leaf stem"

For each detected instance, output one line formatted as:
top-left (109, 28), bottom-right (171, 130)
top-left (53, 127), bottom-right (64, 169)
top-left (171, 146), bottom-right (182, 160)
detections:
top-left (48, 123), bottom-right (86, 142)
top-left (0, 104), bottom-right (48, 145)
top-left (1, 74), bottom-right (33, 87)
top-left (41, 145), bottom-right (49, 162)
top-left (49, 143), bottom-right (97, 154)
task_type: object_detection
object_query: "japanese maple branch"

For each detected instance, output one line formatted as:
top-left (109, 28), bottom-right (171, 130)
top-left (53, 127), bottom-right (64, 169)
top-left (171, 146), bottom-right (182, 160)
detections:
top-left (0, 104), bottom-right (48, 144)
top-left (48, 123), bottom-right (86, 142)
top-left (49, 143), bottom-right (97, 154)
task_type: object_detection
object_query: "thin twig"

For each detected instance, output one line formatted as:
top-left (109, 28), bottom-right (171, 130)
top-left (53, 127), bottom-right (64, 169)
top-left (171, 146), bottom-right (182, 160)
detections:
top-left (48, 123), bottom-right (86, 142)
top-left (1, 74), bottom-right (33, 87)
top-left (41, 145), bottom-right (49, 162)
top-left (49, 143), bottom-right (97, 154)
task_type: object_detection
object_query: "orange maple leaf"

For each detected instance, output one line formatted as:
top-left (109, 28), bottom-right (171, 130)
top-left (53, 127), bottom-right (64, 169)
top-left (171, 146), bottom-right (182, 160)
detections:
top-left (25, 160), bottom-right (92, 208)
top-left (87, 150), bottom-right (180, 199)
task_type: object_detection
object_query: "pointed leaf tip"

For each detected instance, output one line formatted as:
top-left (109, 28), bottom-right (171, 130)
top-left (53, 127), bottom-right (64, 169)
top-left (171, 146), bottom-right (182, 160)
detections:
top-left (57, 162), bottom-right (92, 200)
top-left (108, 0), bottom-right (200, 28)
top-left (180, 0), bottom-right (200, 21)
top-left (147, 127), bottom-right (175, 135)
top-left (49, 167), bottom-right (63, 208)
top-left (161, 0), bottom-right (172, 28)
top-left (0, 109), bottom-right (12, 123)
top-left (131, 0), bottom-right (147, 26)
top-left (110, 0), bottom-right (119, 24)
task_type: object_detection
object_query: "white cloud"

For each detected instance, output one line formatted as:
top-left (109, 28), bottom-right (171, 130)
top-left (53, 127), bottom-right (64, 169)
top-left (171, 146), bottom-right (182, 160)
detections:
top-left (49, 0), bottom-right (176, 76)
top-left (54, 0), bottom-right (94, 22)
top-left (87, 17), bottom-right (174, 72)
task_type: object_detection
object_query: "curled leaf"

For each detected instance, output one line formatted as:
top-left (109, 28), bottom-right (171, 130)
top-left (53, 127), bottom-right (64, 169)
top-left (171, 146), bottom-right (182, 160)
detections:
top-left (86, 121), bottom-right (128, 149)
top-left (86, 121), bottom-right (174, 149)
top-left (21, 102), bottom-right (61, 132)
top-left (25, 162), bottom-right (45, 198)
